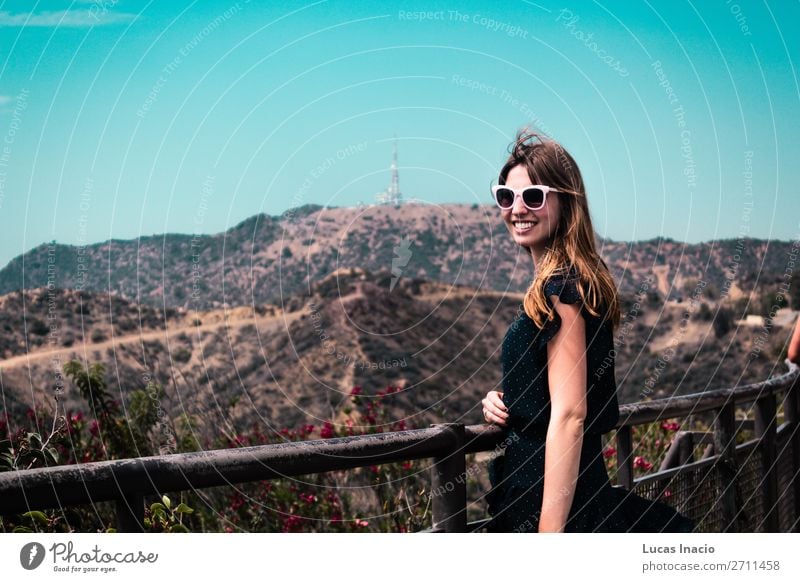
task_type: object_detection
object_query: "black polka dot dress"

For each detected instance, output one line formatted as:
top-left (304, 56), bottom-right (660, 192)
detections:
top-left (485, 268), bottom-right (696, 533)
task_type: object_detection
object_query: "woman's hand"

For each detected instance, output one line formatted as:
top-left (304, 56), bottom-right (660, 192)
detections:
top-left (481, 390), bottom-right (508, 426)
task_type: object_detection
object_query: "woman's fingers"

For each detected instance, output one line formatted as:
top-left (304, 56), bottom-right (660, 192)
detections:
top-left (488, 391), bottom-right (508, 417)
top-left (482, 391), bottom-right (508, 425)
top-left (484, 409), bottom-right (507, 426)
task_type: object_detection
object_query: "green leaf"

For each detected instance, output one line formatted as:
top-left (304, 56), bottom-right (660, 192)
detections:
top-left (150, 502), bottom-right (165, 514)
top-left (12, 526), bottom-right (33, 533)
top-left (161, 495), bottom-right (171, 510)
top-left (174, 503), bottom-right (194, 515)
top-left (22, 511), bottom-right (49, 525)
top-left (0, 452), bottom-right (14, 470)
top-left (105, 527), bottom-right (117, 533)
top-left (44, 447), bottom-right (59, 465)
top-left (169, 523), bottom-right (189, 533)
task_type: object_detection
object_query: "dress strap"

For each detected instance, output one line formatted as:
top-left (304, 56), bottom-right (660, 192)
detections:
top-left (536, 269), bottom-right (583, 348)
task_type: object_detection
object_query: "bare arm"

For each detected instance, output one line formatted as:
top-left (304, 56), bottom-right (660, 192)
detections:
top-left (788, 315), bottom-right (800, 365)
top-left (538, 296), bottom-right (588, 533)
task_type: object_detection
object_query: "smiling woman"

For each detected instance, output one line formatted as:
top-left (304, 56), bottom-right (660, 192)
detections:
top-left (481, 128), bottom-right (695, 533)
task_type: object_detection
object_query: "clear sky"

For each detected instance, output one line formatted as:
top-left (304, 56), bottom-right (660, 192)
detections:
top-left (0, 0), bottom-right (798, 268)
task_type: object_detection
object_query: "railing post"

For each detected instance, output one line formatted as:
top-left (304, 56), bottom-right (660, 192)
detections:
top-left (713, 402), bottom-right (741, 532)
top-left (755, 394), bottom-right (779, 532)
top-left (430, 423), bottom-right (466, 533)
top-left (784, 374), bottom-right (800, 532)
top-left (615, 426), bottom-right (634, 490)
top-left (659, 430), bottom-right (694, 471)
top-left (115, 492), bottom-right (145, 532)
top-left (657, 431), bottom-right (696, 499)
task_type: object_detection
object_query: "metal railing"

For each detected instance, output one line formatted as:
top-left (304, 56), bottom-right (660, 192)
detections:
top-left (1, 364), bottom-right (798, 532)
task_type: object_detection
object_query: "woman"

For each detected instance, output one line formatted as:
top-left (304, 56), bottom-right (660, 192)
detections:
top-left (481, 128), bottom-right (695, 533)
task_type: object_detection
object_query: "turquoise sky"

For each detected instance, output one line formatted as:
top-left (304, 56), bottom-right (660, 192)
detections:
top-left (0, 0), bottom-right (798, 268)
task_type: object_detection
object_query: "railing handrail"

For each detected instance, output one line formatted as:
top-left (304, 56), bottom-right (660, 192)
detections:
top-left (1, 363), bottom-right (798, 531)
top-left (0, 424), bottom-right (461, 515)
top-left (613, 363), bottom-right (799, 426)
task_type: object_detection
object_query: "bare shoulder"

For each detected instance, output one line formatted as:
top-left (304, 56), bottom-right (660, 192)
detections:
top-left (549, 293), bottom-right (583, 321)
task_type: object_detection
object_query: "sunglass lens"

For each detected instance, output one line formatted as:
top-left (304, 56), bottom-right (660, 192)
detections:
top-left (522, 188), bottom-right (545, 209)
top-left (494, 188), bottom-right (514, 208)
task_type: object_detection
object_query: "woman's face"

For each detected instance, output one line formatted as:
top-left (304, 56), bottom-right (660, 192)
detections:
top-left (501, 164), bottom-right (562, 257)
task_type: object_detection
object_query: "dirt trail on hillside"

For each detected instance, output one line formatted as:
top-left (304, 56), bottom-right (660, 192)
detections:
top-left (0, 308), bottom-right (308, 370)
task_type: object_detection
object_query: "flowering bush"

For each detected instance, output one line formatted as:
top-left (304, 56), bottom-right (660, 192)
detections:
top-left (207, 385), bottom-right (431, 533)
top-left (602, 417), bottom-right (691, 482)
top-left (1, 372), bottom-right (432, 533)
top-left (0, 360), bottom-right (182, 532)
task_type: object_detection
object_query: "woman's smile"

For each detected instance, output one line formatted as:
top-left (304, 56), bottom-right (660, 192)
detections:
top-left (512, 219), bottom-right (538, 233)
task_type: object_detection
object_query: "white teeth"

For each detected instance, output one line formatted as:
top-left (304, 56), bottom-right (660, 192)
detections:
top-left (514, 222), bottom-right (536, 229)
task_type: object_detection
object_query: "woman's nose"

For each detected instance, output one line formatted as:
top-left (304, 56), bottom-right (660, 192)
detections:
top-left (511, 193), bottom-right (528, 214)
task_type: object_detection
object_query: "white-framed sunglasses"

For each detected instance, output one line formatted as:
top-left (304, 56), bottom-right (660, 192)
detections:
top-left (491, 184), bottom-right (562, 211)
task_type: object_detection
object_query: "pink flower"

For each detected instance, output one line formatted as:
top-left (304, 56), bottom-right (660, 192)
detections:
top-left (320, 421), bottom-right (335, 439)
top-left (602, 446), bottom-right (616, 459)
top-left (350, 386), bottom-right (362, 396)
top-left (633, 456), bottom-right (653, 471)
top-left (282, 515), bottom-right (304, 532)
top-left (355, 518), bottom-right (369, 528)
top-left (299, 493), bottom-right (318, 505)
top-left (663, 488), bottom-right (672, 498)
top-left (229, 492), bottom-right (245, 511)
top-left (661, 421), bottom-right (680, 431)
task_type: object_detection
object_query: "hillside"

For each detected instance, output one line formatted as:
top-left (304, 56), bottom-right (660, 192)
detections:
top-left (0, 267), bottom-right (793, 442)
top-left (0, 203), bottom-right (795, 311)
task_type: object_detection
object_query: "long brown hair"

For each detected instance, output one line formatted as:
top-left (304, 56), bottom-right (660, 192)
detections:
top-left (498, 127), bottom-right (620, 332)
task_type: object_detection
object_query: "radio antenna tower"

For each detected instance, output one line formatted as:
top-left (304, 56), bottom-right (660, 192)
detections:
top-left (375, 135), bottom-right (403, 206)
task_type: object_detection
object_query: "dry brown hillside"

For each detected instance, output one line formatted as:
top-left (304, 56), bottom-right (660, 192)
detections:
top-left (1, 268), bottom-right (794, 443)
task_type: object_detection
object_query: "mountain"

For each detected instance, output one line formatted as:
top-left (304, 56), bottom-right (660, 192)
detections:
top-left (1, 203), bottom-right (794, 311)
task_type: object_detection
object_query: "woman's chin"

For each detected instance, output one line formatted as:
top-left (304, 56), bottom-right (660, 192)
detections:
top-left (513, 232), bottom-right (537, 246)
